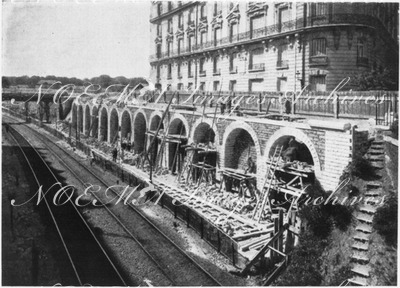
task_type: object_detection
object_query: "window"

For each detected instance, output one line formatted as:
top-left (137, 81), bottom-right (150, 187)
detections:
top-left (167, 64), bottom-right (172, 79)
top-left (168, 1), bottom-right (173, 11)
top-left (213, 81), bottom-right (220, 91)
top-left (200, 31), bottom-right (207, 45)
top-left (188, 82), bottom-right (193, 90)
top-left (178, 39), bottom-right (183, 54)
top-left (230, 23), bottom-right (238, 42)
top-left (214, 28), bottom-right (221, 46)
top-left (311, 38), bottom-right (327, 56)
top-left (250, 15), bottom-right (264, 38)
top-left (213, 56), bottom-right (220, 75)
top-left (249, 79), bottom-right (264, 92)
top-left (199, 58), bottom-right (206, 76)
top-left (277, 77), bottom-right (287, 92)
top-left (200, 82), bottom-right (206, 91)
top-left (178, 13), bottom-right (183, 27)
top-left (188, 60), bottom-right (193, 78)
top-left (249, 48), bottom-right (265, 71)
top-left (177, 83), bottom-right (183, 90)
top-left (357, 39), bottom-right (368, 66)
top-left (157, 3), bottom-right (162, 16)
top-left (188, 9), bottom-right (194, 25)
top-left (156, 65), bottom-right (160, 80)
top-left (177, 63), bottom-right (182, 78)
top-left (357, 39), bottom-right (365, 58)
top-left (311, 3), bottom-right (329, 17)
top-left (230, 53), bottom-right (238, 73)
top-left (156, 44), bottom-right (161, 58)
top-left (200, 4), bottom-right (206, 18)
top-left (277, 44), bottom-right (289, 69)
top-left (167, 18), bottom-right (173, 33)
top-left (157, 24), bottom-right (161, 36)
top-left (214, 2), bottom-right (221, 16)
top-left (279, 7), bottom-right (289, 23)
top-left (310, 75), bottom-right (326, 92)
top-left (188, 35), bottom-right (194, 52)
top-left (229, 80), bottom-right (237, 92)
top-left (167, 41), bottom-right (172, 56)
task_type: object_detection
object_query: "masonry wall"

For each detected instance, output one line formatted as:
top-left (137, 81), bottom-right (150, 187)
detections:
top-left (83, 102), bottom-right (357, 192)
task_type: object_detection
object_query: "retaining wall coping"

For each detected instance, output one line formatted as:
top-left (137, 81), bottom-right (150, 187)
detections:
top-left (383, 135), bottom-right (399, 147)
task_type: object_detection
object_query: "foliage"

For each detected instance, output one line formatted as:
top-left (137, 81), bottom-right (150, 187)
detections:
top-left (373, 193), bottom-right (398, 247)
top-left (325, 204), bottom-right (354, 231)
top-left (340, 152), bottom-right (376, 181)
top-left (274, 231), bottom-right (327, 286)
top-left (2, 76), bottom-right (10, 88)
top-left (390, 118), bottom-right (398, 139)
top-left (300, 205), bottom-right (333, 238)
top-left (350, 68), bottom-right (398, 91)
top-left (327, 266), bottom-right (353, 286)
top-left (2, 75), bottom-right (147, 90)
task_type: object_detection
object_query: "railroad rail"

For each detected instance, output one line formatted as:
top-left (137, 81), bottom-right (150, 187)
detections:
top-left (5, 118), bottom-right (127, 286)
top-left (4, 114), bottom-right (224, 286)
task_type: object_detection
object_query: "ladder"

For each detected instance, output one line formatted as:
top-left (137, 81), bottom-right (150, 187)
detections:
top-left (252, 146), bottom-right (283, 223)
top-left (176, 148), bottom-right (195, 183)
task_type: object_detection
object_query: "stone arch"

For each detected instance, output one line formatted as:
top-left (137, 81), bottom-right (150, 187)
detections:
top-left (78, 105), bottom-right (84, 133)
top-left (133, 110), bottom-right (147, 153)
top-left (84, 105), bottom-right (91, 136)
top-left (71, 103), bottom-right (77, 130)
top-left (168, 113), bottom-right (189, 136)
top-left (99, 106), bottom-right (108, 142)
top-left (148, 111), bottom-right (165, 165)
top-left (190, 117), bottom-right (219, 145)
top-left (121, 109), bottom-right (132, 141)
top-left (168, 116), bottom-right (188, 172)
top-left (149, 110), bottom-right (165, 131)
top-left (109, 108), bottom-right (119, 144)
top-left (263, 127), bottom-right (321, 174)
top-left (91, 106), bottom-right (99, 138)
top-left (222, 121), bottom-right (261, 172)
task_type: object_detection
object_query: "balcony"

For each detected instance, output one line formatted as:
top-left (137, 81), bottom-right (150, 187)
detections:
top-left (249, 63), bottom-right (265, 72)
top-left (309, 55), bottom-right (328, 66)
top-left (277, 60), bottom-right (289, 69)
top-left (357, 57), bottom-right (369, 67)
top-left (199, 70), bottom-right (207, 77)
top-left (213, 69), bottom-right (221, 76)
top-left (150, 14), bottom-right (394, 64)
top-left (230, 66), bottom-right (238, 74)
top-left (151, 2), bottom-right (195, 23)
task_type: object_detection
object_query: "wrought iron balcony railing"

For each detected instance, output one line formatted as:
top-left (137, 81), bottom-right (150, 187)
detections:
top-left (277, 60), bottom-right (289, 69)
top-left (309, 55), bottom-right (328, 66)
top-left (150, 14), bottom-right (394, 62)
top-left (249, 63), bottom-right (265, 72)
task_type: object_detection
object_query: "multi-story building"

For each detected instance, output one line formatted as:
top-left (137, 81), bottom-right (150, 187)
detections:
top-left (149, 2), bottom-right (398, 93)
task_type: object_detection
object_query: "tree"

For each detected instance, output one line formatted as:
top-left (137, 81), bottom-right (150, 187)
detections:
top-left (351, 68), bottom-right (398, 91)
top-left (2, 77), bottom-right (10, 88)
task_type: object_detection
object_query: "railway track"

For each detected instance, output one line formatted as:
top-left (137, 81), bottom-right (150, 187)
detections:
top-left (4, 118), bottom-right (128, 286)
top-left (4, 114), bottom-right (224, 286)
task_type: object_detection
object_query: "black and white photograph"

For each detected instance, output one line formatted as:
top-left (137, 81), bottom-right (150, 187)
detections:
top-left (1, 0), bottom-right (398, 286)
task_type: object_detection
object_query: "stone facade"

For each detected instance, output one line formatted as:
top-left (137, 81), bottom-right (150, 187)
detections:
top-left (149, 2), bottom-right (398, 93)
top-left (76, 101), bottom-right (361, 191)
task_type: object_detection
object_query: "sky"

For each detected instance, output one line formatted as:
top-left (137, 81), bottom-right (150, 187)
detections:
top-left (2, 0), bottom-right (151, 79)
